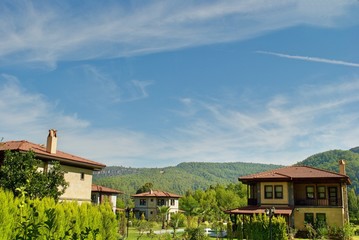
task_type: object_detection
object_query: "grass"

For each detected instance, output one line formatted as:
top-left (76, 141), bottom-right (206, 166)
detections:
top-left (125, 227), bottom-right (183, 240)
top-left (124, 226), bottom-right (359, 240)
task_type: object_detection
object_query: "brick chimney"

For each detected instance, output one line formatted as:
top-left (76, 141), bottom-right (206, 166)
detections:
top-left (339, 159), bottom-right (346, 175)
top-left (46, 129), bottom-right (57, 154)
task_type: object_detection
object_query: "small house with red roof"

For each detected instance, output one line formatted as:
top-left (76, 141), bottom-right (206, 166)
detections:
top-left (131, 190), bottom-right (181, 220)
top-left (225, 161), bottom-right (350, 231)
top-left (0, 129), bottom-right (106, 203)
top-left (91, 184), bottom-right (123, 213)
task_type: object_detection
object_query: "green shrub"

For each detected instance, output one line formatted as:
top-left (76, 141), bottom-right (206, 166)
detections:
top-left (184, 227), bottom-right (210, 240)
top-left (244, 214), bottom-right (288, 240)
top-left (0, 187), bottom-right (119, 240)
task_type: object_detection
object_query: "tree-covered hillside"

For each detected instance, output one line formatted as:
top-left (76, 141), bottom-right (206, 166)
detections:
top-left (93, 162), bottom-right (282, 196)
top-left (296, 148), bottom-right (359, 193)
top-left (94, 147), bottom-right (359, 197)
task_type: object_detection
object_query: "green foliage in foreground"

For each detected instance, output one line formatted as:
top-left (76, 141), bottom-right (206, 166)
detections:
top-left (0, 188), bottom-right (119, 240)
top-left (242, 214), bottom-right (288, 240)
top-left (0, 150), bottom-right (68, 201)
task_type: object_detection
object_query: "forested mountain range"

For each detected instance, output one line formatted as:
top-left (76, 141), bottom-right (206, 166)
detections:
top-left (93, 162), bottom-right (282, 196)
top-left (93, 147), bottom-right (359, 196)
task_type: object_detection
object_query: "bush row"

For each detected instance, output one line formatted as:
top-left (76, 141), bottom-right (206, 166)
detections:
top-left (228, 214), bottom-right (288, 240)
top-left (0, 188), bottom-right (118, 239)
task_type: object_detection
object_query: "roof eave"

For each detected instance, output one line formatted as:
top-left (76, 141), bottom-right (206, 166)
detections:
top-left (24, 151), bottom-right (106, 170)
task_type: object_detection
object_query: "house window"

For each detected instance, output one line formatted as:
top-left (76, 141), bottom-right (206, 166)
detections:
top-left (140, 199), bottom-right (146, 206)
top-left (306, 186), bottom-right (314, 199)
top-left (170, 199), bottom-right (175, 206)
top-left (274, 185), bottom-right (283, 199)
top-left (157, 199), bottom-right (165, 206)
top-left (328, 187), bottom-right (338, 206)
top-left (304, 213), bottom-right (314, 225)
top-left (80, 172), bottom-right (85, 181)
top-left (317, 186), bottom-right (326, 199)
top-left (316, 213), bottom-right (326, 226)
top-left (265, 185), bottom-right (273, 199)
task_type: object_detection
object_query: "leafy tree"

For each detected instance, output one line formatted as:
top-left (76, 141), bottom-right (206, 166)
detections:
top-left (136, 182), bottom-right (154, 194)
top-left (348, 188), bottom-right (359, 220)
top-left (180, 183), bottom-right (246, 224)
top-left (0, 150), bottom-right (68, 201)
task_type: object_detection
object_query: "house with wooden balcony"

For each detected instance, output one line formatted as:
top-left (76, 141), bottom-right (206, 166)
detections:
top-left (226, 160), bottom-right (350, 230)
top-left (132, 190), bottom-right (181, 220)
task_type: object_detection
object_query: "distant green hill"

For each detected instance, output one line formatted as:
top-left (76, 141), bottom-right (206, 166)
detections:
top-left (350, 146), bottom-right (359, 154)
top-left (94, 147), bottom-right (359, 197)
top-left (93, 162), bottom-right (282, 196)
top-left (296, 148), bottom-right (359, 193)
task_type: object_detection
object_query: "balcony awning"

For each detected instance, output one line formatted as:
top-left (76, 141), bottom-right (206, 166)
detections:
top-left (225, 206), bottom-right (293, 215)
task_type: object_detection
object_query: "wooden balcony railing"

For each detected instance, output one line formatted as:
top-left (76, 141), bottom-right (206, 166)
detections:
top-left (294, 198), bottom-right (341, 207)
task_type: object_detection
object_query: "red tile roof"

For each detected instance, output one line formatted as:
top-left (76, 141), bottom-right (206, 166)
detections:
top-left (132, 190), bottom-right (181, 198)
top-left (239, 165), bottom-right (350, 184)
top-left (0, 140), bottom-right (105, 170)
top-left (92, 184), bottom-right (122, 194)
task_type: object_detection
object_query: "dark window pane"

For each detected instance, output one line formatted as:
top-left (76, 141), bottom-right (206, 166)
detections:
top-left (305, 213), bottom-right (314, 225)
top-left (265, 185), bottom-right (273, 199)
top-left (306, 186), bottom-right (314, 199)
top-left (275, 185), bottom-right (283, 199)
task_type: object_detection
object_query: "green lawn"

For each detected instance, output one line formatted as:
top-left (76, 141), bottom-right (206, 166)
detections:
top-left (125, 227), bottom-right (183, 240)
top-left (124, 227), bottom-right (359, 240)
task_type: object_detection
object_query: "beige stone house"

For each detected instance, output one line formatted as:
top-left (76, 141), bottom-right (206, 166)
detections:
top-left (91, 184), bottom-right (123, 212)
top-left (132, 190), bottom-right (181, 220)
top-left (226, 161), bottom-right (350, 230)
top-left (0, 129), bottom-right (106, 203)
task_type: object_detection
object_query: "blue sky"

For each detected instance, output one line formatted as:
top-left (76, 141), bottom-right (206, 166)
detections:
top-left (1, 0), bottom-right (359, 167)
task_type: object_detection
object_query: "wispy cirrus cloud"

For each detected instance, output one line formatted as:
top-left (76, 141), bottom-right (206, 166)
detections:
top-left (0, 74), bottom-right (90, 140)
top-left (79, 65), bottom-right (153, 104)
top-left (1, 74), bottom-right (359, 167)
top-left (0, 0), bottom-right (358, 67)
top-left (257, 51), bottom-right (359, 68)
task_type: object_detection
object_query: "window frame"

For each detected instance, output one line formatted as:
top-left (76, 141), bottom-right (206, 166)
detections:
top-left (306, 186), bottom-right (315, 199)
top-left (80, 172), bottom-right (85, 181)
top-left (264, 185), bottom-right (273, 199)
top-left (157, 198), bottom-right (165, 206)
top-left (317, 186), bottom-right (326, 199)
top-left (304, 213), bottom-right (314, 225)
top-left (139, 199), bottom-right (146, 206)
top-left (316, 213), bottom-right (326, 225)
top-left (274, 185), bottom-right (283, 199)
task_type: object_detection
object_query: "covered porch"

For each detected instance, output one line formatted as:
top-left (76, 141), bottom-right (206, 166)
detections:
top-left (225, 205), bottom-right (294, 235)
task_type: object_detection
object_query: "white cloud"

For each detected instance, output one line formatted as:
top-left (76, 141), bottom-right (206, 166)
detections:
top-left (0, 0), bottom-right (358, 67)
top-left (1, 74), bottom-right (359, 167)
top-left (79, 65), bottom-right (152, 103)
top-left (256, 51), bottom-right (359, 68)
top-left (0, 74), bottom-right (90, 142)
